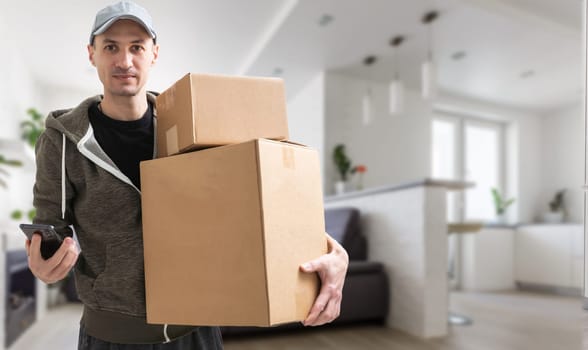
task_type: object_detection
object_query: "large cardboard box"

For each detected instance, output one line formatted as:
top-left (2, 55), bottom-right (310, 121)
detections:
top-left (155, 73), bottom-right (289, 157)
top-left (140, 139), bottom-right (327, 326)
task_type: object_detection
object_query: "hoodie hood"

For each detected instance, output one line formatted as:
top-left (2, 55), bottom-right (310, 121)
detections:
top-left (45, 92), bottom-right (158, 144)
top-left (42, 92), bottom-right (159, 196)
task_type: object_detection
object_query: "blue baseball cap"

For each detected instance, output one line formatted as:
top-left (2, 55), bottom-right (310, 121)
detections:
top-left (90, 1), bottom-right (157, 45)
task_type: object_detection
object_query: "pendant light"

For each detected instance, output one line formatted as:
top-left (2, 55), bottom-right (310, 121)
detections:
top-left (362, 55), bottom-right (377, 125)
top-left (421, 10), bottom-right (439, 100)
top-left (389, 35), bottom-right (405, 114)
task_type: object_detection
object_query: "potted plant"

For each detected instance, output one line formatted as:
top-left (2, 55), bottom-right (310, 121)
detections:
top-left (543, 190), bottom-right (565, 223)
top-left (333, 144), bottom-right (352, 194)
top-left (491, 188), bottom-right (515, 223)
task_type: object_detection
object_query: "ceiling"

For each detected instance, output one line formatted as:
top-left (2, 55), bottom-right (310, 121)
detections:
top-left (1, 0), bottom-right (583, 113)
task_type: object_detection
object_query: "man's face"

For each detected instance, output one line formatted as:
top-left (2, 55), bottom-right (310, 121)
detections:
top-left (88, 19), bottom-right (159, 98)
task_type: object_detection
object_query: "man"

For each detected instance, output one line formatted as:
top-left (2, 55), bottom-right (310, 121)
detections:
top-left (26, 1), bottom-right (349, 349)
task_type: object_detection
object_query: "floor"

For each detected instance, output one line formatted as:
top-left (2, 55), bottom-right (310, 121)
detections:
top-left (9, 291), bottom-right (584, 350)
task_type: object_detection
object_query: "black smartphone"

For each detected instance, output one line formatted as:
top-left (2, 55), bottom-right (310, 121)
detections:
top-left (20, 223), bottom-right (63, 260)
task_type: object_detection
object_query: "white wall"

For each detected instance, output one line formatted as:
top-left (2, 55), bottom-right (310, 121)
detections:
top-left (324, 72), bottom-right (432, 195)
top-left (0, 48), bottom-right (40, 140)
top-left (538, 103), bottom-right (583, 223)
top-left (286, 72), bottom-right (325, 186)
top-left (37, 83), bottom-right (99, 117)
top-left (0, 15), bottom-right (41, 228)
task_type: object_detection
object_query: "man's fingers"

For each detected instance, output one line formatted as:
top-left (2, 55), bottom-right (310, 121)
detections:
top-left (304, 291), bottom-right (341, 326)
top-left (300, 255), bottom-right (327, 273)
top-left (308, 297), bottom-right (340, 326)
top-left (28, 235), bottom-right (78, 284)
top-left (48, 249), bottom-right (78, 282)
top-left (44, 237), bottom-right (72, 269)
top-left (303, 283), bottom-right (331, 326)
top-left (28, 234), bottom-right (43, 262)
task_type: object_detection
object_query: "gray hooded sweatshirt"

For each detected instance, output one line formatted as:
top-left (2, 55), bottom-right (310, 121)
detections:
top-left (33, 94), bottom-right (196, 344)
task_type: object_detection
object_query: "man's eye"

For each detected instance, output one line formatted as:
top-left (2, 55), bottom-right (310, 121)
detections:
top-left (131, 45), bottom-right (144, 52)
top-left (104, 45), bottom-right (116, 52)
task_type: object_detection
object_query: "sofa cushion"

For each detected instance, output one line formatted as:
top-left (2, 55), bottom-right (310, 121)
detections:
top-left (325, 207), bottom-right (366, 260)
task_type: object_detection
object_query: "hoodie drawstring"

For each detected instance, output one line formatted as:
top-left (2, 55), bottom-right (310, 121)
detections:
top-left (62, 133), bottom-right (66, 221)
top-left (163, 324), bottom-right (170, 343)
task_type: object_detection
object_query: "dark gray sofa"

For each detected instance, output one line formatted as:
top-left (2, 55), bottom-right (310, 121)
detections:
top-left (222, 206), bottom-right (389, 336)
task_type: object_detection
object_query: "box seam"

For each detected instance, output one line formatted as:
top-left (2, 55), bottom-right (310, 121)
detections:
top-left (254, 139), bottom-right (271, 325)
top-left (188, 73), bottom-right (197, 146)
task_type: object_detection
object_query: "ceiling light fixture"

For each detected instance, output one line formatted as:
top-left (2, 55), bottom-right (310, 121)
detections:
top-left (421, 10), bottom-right (439, 100)
top-left (451, 51), bottom-right (467, 61)
top-left (389, 35), bottom-right (405, 115)
top-left (520, 70), bottom-right (535, 79)
top-left (272, 67), bottom-right (284, 76)
top-left (362, 55), bottom-right (377, 125)
top-left (318, 14), bottom-right (334, 27)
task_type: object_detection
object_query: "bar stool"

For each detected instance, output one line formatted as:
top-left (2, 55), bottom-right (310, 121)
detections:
top-left (447, 222), bottom-right (483, 326)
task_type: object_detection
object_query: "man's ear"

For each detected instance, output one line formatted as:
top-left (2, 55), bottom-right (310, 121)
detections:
top-left (87, 44), bottom-right (96, 67)
top-left (151, 44), bottom-right (159, 66)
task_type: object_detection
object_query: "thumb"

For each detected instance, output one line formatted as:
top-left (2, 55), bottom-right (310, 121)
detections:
top-left (300, 256), bottom-right (325, 273)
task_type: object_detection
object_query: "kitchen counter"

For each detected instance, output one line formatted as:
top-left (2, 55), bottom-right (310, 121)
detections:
top-left (324, 178), bottom-right (461, 338)
top-left (325, 178), bottom-right (474, 203)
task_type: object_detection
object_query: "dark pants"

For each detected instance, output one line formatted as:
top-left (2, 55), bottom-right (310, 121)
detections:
top-left (78, 325), bottom-right (223, 350)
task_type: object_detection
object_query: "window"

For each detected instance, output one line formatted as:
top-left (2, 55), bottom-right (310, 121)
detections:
top-left (432, 113), bottom-right (505, 222)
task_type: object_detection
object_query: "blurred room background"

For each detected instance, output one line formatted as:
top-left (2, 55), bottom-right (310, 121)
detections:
top-left (0, 0), bottom-right (584, 349)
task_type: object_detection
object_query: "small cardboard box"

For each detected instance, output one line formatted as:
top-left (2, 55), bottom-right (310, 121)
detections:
top-left (155, 73), bottom-right (289, 157)
top-left (140, 139), bottom-right (327, 326)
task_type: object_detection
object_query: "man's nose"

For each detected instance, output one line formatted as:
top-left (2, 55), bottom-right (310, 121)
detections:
top-left (115, 50), bottom-right (133, 69)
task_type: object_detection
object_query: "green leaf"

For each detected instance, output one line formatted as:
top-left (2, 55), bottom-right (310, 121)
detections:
top-left (0, 157), bottom-right (22, 167)
top-left (10, 210), bottom-right (23, 220)
top-left (27, 209), bottom-right (36, 221)
top-left (491, 187), bottom-right (515, 215)
top-left (21, 108), bottom-right (45, 147)
top-left (333, 144), bottom-right (352, 181)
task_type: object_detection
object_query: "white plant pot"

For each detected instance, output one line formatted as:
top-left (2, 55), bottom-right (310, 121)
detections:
top-left (334, 181), bottom-right (347, 195)
top-left (542, 211), bottom-right (564, 223)
top-left (494, 213), bottom-right (507, 224)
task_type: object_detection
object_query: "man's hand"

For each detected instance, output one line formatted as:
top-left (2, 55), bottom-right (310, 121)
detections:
top-left (26, 234), bottom-right (79, 284)
top-left (300, 233), bottom-right (349, 326)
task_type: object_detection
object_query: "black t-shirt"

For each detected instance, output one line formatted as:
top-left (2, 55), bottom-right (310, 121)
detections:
top-left (88, 101), bottom-right (154, 190)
